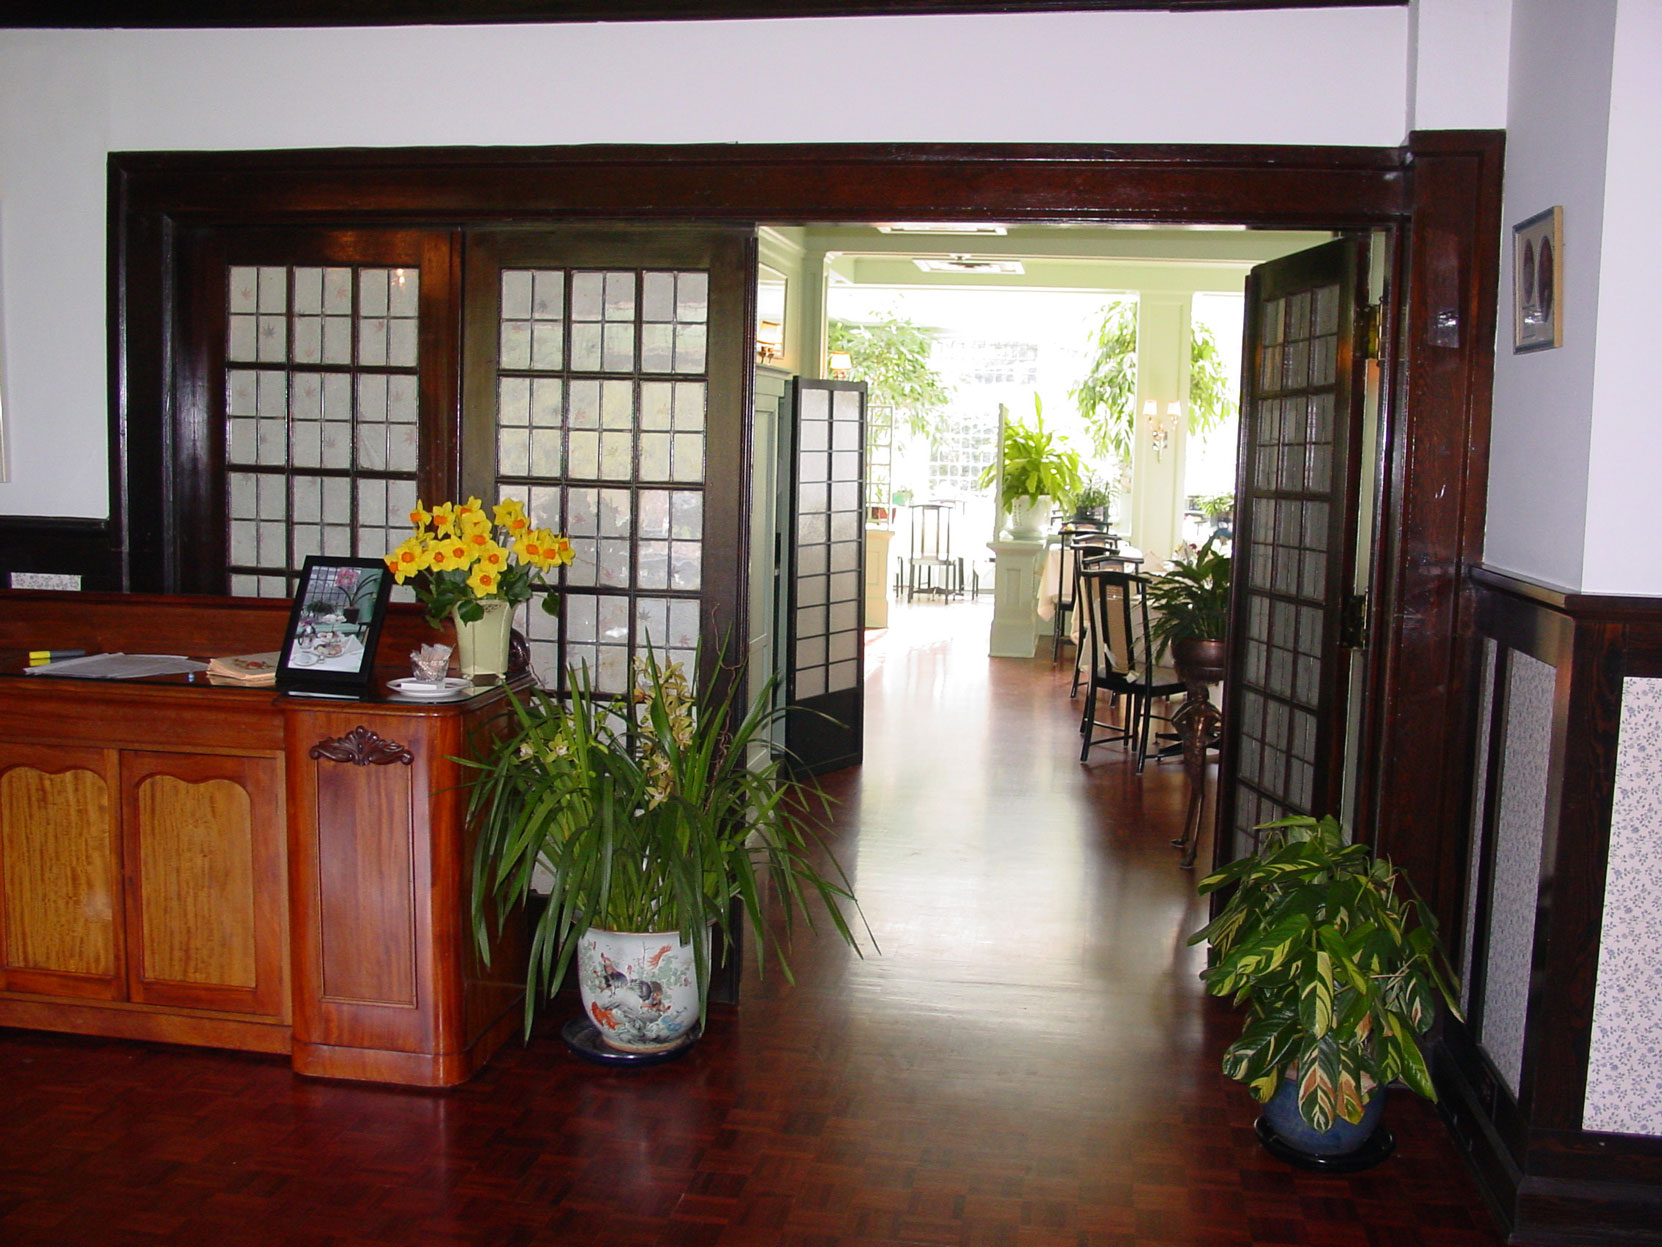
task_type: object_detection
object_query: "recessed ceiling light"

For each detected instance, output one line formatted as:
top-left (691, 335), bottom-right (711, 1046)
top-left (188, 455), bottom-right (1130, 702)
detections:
top-left (878, 223), bottom-right (1009, 236)
top-left (913, 257), bottom-right (1026, 275)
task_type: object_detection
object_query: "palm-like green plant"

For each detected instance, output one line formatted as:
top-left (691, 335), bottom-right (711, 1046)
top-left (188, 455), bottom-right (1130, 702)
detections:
top-left (467, 652), bottom-right (867, 1034)
top-left (1144, 537), bottom-right (1232, 657)
top-left (1187, 814), bottom-right (1461, 1133)
top-left (978, 398), bottom-right (1085, 511)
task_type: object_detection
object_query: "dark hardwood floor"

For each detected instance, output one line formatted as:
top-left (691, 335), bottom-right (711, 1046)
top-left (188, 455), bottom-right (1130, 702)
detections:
top-left (0, 601), bottom-right (1503, 1246)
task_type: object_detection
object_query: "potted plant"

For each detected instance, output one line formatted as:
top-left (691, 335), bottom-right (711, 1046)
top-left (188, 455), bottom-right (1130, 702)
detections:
top-left (1072, 480), bottom-right (1113, 524)
top-left (1195, 491), bottom-right (1234, 537)
top-left (1144, 536), bottom-right (1231, 683)
top-left (385, 496), bottom-right (573, 679)
top-left (978, 397), bottom-right (1085, 538)
top-left (467, 651), bottom-right (867, 1055)
top-left (1187, 814), bottom-right (1461, 1168)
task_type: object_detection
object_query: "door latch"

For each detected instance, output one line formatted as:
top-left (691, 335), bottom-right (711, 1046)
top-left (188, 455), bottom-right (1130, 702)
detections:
top-left (1341, 592), bottom-right (1369, 650)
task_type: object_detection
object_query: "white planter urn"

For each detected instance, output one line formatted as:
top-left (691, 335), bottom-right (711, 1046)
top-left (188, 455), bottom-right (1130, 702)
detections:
top-left (1006, 496), bottom-right (1051, 540)
top-left (576, 926), bottom-right (706, 1054)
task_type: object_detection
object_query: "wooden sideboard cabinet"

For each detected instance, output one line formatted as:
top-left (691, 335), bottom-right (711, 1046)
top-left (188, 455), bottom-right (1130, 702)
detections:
top-left (0, 589), bottom-right (525, 1086)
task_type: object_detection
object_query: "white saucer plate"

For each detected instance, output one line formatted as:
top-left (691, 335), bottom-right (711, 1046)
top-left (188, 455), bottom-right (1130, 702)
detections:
top-left (387, 676), bottom-right (472, 699)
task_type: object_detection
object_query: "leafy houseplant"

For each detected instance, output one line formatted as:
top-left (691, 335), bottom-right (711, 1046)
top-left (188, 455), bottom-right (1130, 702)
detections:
top-left (978, 398), bottom-right (1085, 524)
top-left (1187, 814), bottom-right (1461, 1146)
top-left (385, 496), bottom-right (573, 628)
top-left (1144, 537), bottom-right (1232, 661)
top-left (467, 652), bottom-right (867, 1049)
top-left (1073, 480), bottom-right (1113, 521)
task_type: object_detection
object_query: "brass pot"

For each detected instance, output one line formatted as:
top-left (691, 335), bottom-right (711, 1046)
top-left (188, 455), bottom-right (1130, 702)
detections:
top-left (1172, 637), bottom-right (1227, 685)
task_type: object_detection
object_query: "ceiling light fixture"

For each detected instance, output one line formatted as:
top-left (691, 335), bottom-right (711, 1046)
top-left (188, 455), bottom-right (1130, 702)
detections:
top-left (877, 223), bottom-right (1008, 236)
top-left (912, 257), bottom-right (1025, 275)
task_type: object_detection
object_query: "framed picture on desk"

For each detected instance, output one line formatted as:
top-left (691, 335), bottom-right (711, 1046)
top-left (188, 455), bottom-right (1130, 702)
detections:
top-left (277, 556), bottom-right (392, 695)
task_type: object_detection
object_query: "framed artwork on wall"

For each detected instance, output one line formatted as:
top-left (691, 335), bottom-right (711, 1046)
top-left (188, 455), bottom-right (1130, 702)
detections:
top-left (1513, 206), bottom-right (1564, 353)
top-left (277, 556), bottom-right (392, 695)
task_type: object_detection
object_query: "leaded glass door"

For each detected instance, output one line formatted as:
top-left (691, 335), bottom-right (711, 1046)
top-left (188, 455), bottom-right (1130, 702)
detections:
top-left (1217, 238), bottom-right (1369, 865)
top-left (463, 229), bottom-right (751, 697)
top-left (181, 228), bottom-right (457, 598)
top-left (783, 378), bottom-right (866, 777)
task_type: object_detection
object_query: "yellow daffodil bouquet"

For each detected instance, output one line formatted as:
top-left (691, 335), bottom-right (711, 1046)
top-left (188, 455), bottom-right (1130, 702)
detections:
top-left (384, 496), bottom-right (574, 628)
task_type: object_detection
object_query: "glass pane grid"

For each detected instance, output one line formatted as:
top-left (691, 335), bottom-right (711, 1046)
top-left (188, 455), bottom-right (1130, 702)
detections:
top-left (495, 266), bottom-right (711, 693)
top-left (224, 265), bottom-right (420, 595)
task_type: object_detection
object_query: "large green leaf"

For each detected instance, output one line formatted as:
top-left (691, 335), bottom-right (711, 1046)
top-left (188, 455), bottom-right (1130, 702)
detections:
top-left (1296, 1036), bottom-right (1343, 1134)
top-left (1298, 950), bottom-right (1334, 1038)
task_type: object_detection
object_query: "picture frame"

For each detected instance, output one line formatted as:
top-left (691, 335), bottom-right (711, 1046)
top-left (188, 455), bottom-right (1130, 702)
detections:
top-left (276, 556), bottom-right (393, 695)
top-left (1513, 206), bottom-right (1564, 352)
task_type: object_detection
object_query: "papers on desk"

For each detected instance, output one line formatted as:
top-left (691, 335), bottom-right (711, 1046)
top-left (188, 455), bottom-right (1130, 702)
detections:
top-left (21, 652), bottom-right (209, 679)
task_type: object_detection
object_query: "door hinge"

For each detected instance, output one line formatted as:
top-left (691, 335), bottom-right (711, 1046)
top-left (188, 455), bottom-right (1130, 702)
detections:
top-left (1341, 592), bottom-right (1369, 650)
top-left (1358, 304), bottom-right (1382, 360)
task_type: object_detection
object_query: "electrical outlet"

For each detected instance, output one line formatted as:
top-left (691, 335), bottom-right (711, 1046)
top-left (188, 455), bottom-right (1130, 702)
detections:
top-left (8, 572), bottom-right (82, 591)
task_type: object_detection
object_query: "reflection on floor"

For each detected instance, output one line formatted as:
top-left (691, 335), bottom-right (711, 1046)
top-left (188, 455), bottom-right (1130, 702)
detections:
top-left (0, 599), bottom-right (1502, 1246)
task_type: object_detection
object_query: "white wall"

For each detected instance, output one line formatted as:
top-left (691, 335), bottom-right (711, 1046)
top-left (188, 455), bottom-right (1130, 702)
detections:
top-left (1482, 0), bottom-right (1622, 591)
top-left (0, 8), bottom-right (1417, 521)
top-left (1580, 0), bottom-right (1662, 594)
top-left (1409, 0), bottom-right (1512, 131)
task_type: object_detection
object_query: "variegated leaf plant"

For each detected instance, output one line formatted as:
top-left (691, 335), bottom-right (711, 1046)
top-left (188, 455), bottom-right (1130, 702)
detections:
top-left (1187, 814), bottom-right (1462, 1134)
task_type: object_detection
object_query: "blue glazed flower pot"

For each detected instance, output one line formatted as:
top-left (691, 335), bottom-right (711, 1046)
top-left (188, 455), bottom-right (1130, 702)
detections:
top-left (1260, 1076), bottom-right (1385, 1158)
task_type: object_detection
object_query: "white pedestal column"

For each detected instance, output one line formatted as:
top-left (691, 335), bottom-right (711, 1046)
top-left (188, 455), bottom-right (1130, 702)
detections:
top-left (987, 538), bottom-right (1047, 658)
top-left (864, 527), bottom-right (893, 629)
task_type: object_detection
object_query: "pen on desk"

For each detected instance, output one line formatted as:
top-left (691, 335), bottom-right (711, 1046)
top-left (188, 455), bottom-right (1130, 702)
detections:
top-left (28, 649), bottom-right (88, 664)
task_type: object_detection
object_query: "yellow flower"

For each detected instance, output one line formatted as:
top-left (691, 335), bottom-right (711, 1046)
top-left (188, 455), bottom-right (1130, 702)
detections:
top-left (474, 540), bottom-right (511, 574)
top-left (516, 529), bottom-right (564, 570)
top-left (409, 499), bottom-right (432, 530)
top-left (453, 497), bottom-right (490, 536)
top-left (426, 541), bottom-right (462, 573)
top-left (467, 564), bottom-right (501, 597)
top-left (385, 537), bottom-right (429, 583)
top-left (544, 533), bottom-right (575, 567)
top-left (429, 501), bottom-right (457, 536)
top-left (442, 536), bottom-right (474, 568)
top-left (492, 498), bottom-right (529, 534)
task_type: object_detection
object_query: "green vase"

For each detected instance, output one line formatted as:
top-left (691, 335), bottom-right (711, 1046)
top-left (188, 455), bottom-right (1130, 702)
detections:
top-left (452, 600), bottom-right (514, 680)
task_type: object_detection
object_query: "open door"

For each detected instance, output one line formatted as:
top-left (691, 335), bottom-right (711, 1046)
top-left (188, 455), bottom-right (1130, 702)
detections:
top-left (1216, 237), bottom-right (1372, 867)
top-left (782, 378), bottom-right (867, 776)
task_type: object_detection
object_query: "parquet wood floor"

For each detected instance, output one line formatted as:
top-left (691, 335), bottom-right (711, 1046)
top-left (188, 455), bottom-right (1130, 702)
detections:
top-left (0, 602), bottom-right (1503, 1246)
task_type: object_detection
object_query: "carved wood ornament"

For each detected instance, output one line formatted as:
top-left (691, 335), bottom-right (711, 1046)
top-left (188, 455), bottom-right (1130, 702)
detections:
top-left (308, 727), bottom-right (415, 767)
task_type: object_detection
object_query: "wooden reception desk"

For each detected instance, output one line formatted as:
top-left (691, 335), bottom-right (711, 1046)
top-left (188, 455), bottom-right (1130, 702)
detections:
top-left (0, 590), bottom-right (525, 1087)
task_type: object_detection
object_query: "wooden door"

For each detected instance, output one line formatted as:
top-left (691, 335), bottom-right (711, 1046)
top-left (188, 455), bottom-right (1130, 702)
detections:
top-left (120, 751), bottom-right (288, 1017)
top-left (783, 378), bottom-right (867, 776)
top-left (1217, 238), bottom-right (1370, 866)
top-left (176, 226), bottom-right (459, 599)
top-left (461, 227), bottom-right (754, 697)
top-left (0, 745), bottom-right (125, 1001)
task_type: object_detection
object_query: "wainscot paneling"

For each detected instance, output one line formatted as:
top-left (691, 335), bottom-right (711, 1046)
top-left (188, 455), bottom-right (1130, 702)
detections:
top-left (1439, 567), bottom-right (1662, 1245)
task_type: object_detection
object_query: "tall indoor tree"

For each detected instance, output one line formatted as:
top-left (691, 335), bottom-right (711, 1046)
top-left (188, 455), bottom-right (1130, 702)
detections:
top-left (1070, 303), bottom-right (1236, 468)
top-left (828, 313), bottom-right (952, 445)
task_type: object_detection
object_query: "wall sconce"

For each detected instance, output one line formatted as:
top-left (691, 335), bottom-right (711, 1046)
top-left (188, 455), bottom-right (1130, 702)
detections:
top-left (827, 350), bottom-right (853, 379)
top-left (1144, 399), bottom-right (1183, 461)
top-left (755, 320), bottom-right (783, 363)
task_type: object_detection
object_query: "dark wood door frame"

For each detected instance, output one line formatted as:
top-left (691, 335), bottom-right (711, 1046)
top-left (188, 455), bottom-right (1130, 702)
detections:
top-left (106, 135), bottom-right (1502, 937)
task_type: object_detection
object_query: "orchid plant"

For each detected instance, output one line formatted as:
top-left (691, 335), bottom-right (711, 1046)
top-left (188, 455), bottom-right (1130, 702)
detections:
top-left (384, 496), bottom-right (573, 627)
top-left (467, 650), bottom-right (869, 1034)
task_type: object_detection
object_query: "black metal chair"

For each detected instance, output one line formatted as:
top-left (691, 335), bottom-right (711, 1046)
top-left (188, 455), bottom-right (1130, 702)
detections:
top-left (1049, 520), bottom-right (1114, 665)
top-left (1077, 566), bottom-right (1185, 770)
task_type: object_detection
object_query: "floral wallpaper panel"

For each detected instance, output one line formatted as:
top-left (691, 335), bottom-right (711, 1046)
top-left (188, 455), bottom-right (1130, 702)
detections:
top-left (1584, 676), bottom-right (1662, 1136)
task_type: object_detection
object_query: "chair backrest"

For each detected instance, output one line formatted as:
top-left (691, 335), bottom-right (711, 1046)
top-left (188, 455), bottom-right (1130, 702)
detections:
top-left (1079, 566), bottom-right (1155, 680)
top-left (1058, 533), bottom-right (1115, 607)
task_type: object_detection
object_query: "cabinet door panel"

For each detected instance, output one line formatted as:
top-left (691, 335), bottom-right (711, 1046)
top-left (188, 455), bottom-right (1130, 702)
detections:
top-left (122, 751), bottom-right (287, 1017)
top-left (0, 746), bottom-right (124, 1000)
